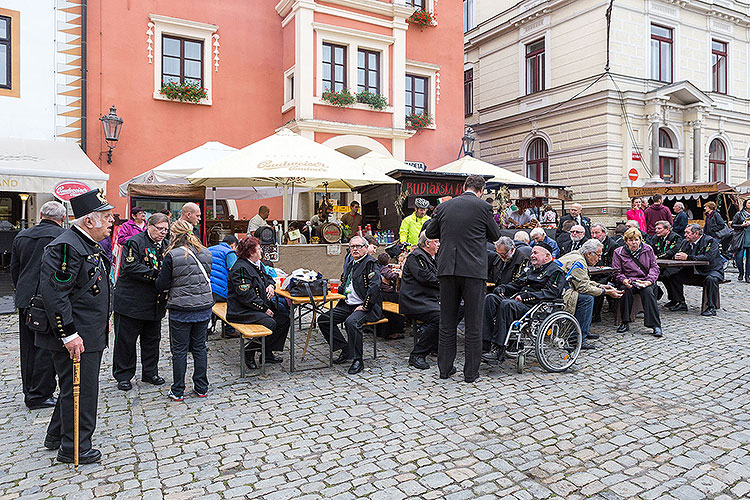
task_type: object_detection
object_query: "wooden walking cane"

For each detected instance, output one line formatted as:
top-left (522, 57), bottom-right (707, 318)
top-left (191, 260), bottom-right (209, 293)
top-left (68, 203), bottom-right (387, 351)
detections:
top-left (73, 355), bottom-right (80, 470)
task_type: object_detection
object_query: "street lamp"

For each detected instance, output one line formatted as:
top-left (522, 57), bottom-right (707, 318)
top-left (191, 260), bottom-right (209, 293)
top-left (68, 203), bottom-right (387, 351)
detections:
top-left (459, 126), bottom-right (475, 159)
top-left (18, 193), bottom-right (29, 229)
top-left (99, 105), bottom-right (123, 164)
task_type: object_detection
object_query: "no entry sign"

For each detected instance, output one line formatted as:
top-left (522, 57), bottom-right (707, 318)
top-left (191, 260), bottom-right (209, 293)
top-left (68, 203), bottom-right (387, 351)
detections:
top-left (628, 168), bottom-right (639, 182)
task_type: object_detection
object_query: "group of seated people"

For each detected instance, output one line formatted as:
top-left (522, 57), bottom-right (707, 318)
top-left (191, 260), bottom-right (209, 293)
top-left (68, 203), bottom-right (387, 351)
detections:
top-left (207, 205), bottom-right (725, 375)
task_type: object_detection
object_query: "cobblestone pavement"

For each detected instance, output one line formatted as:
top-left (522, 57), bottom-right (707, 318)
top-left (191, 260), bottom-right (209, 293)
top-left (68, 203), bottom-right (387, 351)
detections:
top-left (0, 281), bottom-right (748, 500)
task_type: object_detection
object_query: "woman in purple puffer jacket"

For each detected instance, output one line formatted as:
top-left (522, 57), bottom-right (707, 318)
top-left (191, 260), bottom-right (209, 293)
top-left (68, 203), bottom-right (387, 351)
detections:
top-left (117, 206), bottom-right (147, 245)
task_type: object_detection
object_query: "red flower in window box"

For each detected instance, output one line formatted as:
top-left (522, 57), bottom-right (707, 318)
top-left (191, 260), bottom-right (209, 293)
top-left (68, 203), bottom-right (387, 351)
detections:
top-left (159, 81), bottom-right (208, 103)
top-left (408, 9), bottom-right (436, 28)
top-left (406, 112), bottom-right (433, 131)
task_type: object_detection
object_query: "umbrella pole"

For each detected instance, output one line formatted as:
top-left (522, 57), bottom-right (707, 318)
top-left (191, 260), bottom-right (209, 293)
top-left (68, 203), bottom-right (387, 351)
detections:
top-left (212, 187), bottom-right (217, 219)
top-left (283, 185), bottom-right (288, 233)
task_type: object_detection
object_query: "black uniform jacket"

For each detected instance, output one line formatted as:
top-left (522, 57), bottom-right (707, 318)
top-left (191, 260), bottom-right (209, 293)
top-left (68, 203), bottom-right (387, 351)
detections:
top-left (494, 260), bottom-right (565, 306)
top-left (488, 247), bottom-right (530, 286)
top-left (341, 254), bottom-right (383, 322)
top-left (425, 191), bottom-right (500, 279)
top-left (226, 258), bottom-right (276, 323)
top-left (652, 231), bottom-right (682, 259)
top-left (114, 230), bottom-right (166, 320)
top-left (595, 236), bottom-right (618, 267)
top-left (676, 235), bottom-right (724, 276)
top-left (556, 214), bottom-right (592, 239)
top-left (399, 247), bottom-right (439, 317)
top-left (36, 226), bottom-right (112, 353)
top-left (559, 238), bottom-right (584, 256)
top-left (10, 219), bottom-right (65, 309)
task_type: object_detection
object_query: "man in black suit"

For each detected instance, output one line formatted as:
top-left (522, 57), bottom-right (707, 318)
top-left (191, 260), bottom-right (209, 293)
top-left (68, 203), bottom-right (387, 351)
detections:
top-left (652, 220), bottom-right (682, 307)
top-left (425, 175), bottom-right (500, 383)
top-left (10, 201), bottom-right (66, 410)
top-left (559, 224), bottom-right (586, 256)
top-left (669, 223), bottom-right (724, 316)
top-left (488, 236), bottom-right (530, 286)
top-left (556, 203), bottom-right (591, 240)
top-left (37, 190), bottom-right (114, 464)
top-left (590, 222), bottom-right (618, 323)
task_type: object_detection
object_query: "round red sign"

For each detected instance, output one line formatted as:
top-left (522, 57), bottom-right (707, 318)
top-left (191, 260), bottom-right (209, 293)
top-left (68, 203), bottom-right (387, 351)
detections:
top-left (53, 181), bottom-right (92, 201)
top-left (628, 168), bottom-right (639, 182)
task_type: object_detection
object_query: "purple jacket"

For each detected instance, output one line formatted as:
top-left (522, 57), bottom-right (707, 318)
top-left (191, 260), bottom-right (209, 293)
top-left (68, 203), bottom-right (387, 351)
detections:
top-left (117, 219), bottom-right (146, 245)
top-left (612, 243), bottom-right (660, 285)
top-left (644, 204), bottom-right (674, 235)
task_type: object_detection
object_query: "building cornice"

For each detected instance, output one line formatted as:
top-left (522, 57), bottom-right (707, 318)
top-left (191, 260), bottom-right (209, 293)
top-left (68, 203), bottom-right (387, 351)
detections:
top-left (283, 119), bottom-right (415, 140)
top-left (312, 22), bottom-right (395, 45)
top-left (277, 0), bottom-right (413, 20)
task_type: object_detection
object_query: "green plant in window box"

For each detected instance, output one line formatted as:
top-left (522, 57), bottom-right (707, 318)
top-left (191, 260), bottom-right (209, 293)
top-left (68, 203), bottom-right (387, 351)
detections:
top-left (405, 112), bottom-right (433, 131)
top-left (321, 88), bottom-right (356, 107)
top-left (408, 9), bottom-right (436, 28)
top-left (356, 90), bottom-right (389, 110)
top-left (159, 81), bottom-right (208, 103)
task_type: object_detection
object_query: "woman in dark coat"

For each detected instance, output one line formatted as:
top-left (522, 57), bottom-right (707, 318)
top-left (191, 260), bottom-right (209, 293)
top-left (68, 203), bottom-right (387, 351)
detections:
top-left (703, 201), bottom-right (730, 255)
top-left (226, 236), bottom-right (289, 370)
top-left (731, 199), bottom-right (750, 282)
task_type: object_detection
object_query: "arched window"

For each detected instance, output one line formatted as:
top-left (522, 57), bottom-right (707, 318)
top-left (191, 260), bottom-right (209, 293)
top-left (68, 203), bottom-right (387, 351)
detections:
top-left (709, 139), bottom-right (726, 182)
top-left (659, 129), bottom-right (677, 183)
top-left (526, 138), bottom-right (548, 183)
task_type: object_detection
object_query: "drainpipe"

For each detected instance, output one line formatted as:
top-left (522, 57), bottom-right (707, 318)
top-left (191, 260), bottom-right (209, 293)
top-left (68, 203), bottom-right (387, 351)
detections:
top-left (80, 0), bottom-right (87, 153)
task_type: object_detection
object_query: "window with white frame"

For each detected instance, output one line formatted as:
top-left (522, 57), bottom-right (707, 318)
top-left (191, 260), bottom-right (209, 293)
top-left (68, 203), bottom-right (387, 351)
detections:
top-left (526, 138), bottom-right (548, 183)
top-left (149, 14), bottom-right (217, 105)
top-left (525, 39), bottom-right (545, 95)
top-left (357, 49), bottom-right (380, 95)
top-left (463, 0), bottom-right (474, 32)
top-left (711, 40), bottom-right (727, 94)
top-left (709, 139), bottom-right (726, 182)
top-left (405, 74), bottom-right (428, 116)
top-left (323, 43), bottom-right (347, 92)
top-left (650, 24), bottom-right (673, 83)
top-left (658, 129), bottom-right (678, 183)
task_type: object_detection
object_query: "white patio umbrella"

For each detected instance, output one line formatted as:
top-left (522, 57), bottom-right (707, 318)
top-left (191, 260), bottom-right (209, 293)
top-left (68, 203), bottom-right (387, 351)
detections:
top-left (187, 128), bottom-right (399, 229)
top-left (354, 151), bottom-right (420, 176)
top-left (435, 155), bottom-right (539, 185)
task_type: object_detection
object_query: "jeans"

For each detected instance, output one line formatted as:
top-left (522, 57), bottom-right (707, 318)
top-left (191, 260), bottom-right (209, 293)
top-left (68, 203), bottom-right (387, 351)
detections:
top-left (574, 294), bottom-right (594, 341)
top-left (735, 247), bottom-right (750, 277)
top-left (169, 319), bottom-right (209, 397)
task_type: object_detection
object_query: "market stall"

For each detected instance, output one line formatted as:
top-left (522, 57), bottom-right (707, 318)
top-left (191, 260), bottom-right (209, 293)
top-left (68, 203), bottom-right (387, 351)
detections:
top-left (627, 182), bottom-right (740, 224)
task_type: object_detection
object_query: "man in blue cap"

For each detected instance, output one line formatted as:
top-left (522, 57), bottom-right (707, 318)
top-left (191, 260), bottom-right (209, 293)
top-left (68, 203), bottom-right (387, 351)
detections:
top-left (36, 189), bottom-right (114, 464)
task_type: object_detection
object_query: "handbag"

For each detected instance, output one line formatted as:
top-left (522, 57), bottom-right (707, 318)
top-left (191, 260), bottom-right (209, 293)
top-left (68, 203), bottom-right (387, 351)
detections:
top-left (26, 269), bottom-right (102, 334)
top-left (283, 268), bottom-right (328, 297)
top-left (625, 247), bottom-right (662, 298)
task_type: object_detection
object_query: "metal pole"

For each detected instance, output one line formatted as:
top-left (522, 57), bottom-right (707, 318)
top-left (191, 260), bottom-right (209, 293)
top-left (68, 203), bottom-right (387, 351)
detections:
top-left (283, 185), bottom-right (289, 233)
top-left (212, 187), bottom-right (217, 218)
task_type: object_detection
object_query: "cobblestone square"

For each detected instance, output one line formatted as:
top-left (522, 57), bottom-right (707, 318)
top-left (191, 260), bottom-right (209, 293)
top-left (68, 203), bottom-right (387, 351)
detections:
top-left (0, 283), bottom-right (747, 499)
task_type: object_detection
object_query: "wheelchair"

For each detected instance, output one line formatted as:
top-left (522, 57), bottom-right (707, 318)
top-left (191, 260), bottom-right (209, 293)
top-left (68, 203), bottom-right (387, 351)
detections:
top-left (503, 299), bottom-right (582, 374)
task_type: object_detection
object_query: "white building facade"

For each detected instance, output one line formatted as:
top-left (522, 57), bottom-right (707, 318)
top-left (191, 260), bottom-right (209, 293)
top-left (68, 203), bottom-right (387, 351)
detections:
top-left (465, 0), bottom-right (750, 220)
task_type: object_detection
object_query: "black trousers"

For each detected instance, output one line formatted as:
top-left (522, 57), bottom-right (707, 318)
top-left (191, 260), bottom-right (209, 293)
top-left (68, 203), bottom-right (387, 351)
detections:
top-left (620, 284), bottom-right (661, 327)
top-left (112, 312), bottom-right (162, 382)
top-left (409, 309), bottom-right (440, 357)
top-left (317, 302), bottom-right (368, 361)
top-left (381, 291), bottom-right (404, 337)
top-left (18, 310), bottom-right (56, 407)
top-left (46, 349), bottom-right (103, 455)
top-left (592, 275), bottom-right (609, 320)
top-left (239, 310), bottom-right (290, 354)
top-left (657, 267), bottom-right (679, 302)
top-left (483, 294), bottom-right (531, 347)
top-left (669, 269), bottom-right (722, 310)
top-left (438, 276), bottom-right (485, 380)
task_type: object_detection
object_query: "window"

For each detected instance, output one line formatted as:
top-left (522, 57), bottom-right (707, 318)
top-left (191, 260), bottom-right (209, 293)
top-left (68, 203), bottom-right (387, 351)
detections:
top-left (405, 0), bottom-right (425, 8)
top-left (0, 15), bottom-right (9, 89)
top-left (526, 138), bottom-right (548, 183)
top-left (405, 74), bottom-right (428, 116)
top-left (650, 24), bottom-right (673, 83)
top-left (357, 49), bottom-right (380, 94)
top-left (322, 43), bottom-right (346, 92)
top-left (525, 39), bottom-right (545, 95)
top-left (162, 35), bottom-right (203, 87)
top-left (712, 40), bottom-right (727, 94)
top-left (463, 0), bottom-right (474, 32)
top-left (290, 76), bottom-right (294, 100)
top-left (659, 130), bottom-right (677, 182)
top-left (464, 69), bottom-right (473, 117)
top-left (709, 139), bottom-right (726, 182)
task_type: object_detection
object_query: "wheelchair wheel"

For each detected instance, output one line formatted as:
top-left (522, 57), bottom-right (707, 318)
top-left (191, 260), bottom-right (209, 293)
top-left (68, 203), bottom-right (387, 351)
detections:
top-left (516, 353), bottom-right (525, 374)
top-left (535, 311), bottom-right (581, 373)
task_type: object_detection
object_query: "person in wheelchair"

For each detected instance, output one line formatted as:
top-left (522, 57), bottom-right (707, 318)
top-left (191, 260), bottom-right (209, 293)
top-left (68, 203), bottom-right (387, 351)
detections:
top-left (482, 242), bottom-right (565, 364)
top-left (612, 228), bottom-right (663, 337)
top-left (558, 239), bottom-right (623, 350)
top-left (226, 236), bottom-right (290, 370)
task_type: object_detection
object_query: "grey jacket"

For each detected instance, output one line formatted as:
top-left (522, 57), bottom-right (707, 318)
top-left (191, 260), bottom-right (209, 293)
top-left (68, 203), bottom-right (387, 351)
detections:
top-left (156, 246), bottom-right (214, 311)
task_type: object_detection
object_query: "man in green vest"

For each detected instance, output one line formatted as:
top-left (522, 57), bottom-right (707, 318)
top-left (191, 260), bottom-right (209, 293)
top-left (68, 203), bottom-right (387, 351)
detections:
top-left (399, 198), bottom-right (431, 246)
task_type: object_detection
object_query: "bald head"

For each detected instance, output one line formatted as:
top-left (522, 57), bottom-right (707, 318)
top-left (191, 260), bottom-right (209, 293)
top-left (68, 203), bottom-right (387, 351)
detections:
top-left (180, 202), bottom-right (201, 226)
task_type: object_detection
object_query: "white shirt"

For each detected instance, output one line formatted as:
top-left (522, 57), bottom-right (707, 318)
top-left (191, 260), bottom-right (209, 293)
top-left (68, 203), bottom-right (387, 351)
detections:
top-left (344, 255), bottom-right (366, 306)
top-left (247, 214), bottom-right (269, 234)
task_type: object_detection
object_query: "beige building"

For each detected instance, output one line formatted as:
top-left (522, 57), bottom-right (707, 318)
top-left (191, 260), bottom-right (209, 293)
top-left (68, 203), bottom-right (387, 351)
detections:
top-left (464, 0), bottom-right (750, 220)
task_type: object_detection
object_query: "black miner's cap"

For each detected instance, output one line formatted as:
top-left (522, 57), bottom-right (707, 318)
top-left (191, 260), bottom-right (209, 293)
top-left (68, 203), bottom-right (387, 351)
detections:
top-left (70, 189), bottom-right (114, 219)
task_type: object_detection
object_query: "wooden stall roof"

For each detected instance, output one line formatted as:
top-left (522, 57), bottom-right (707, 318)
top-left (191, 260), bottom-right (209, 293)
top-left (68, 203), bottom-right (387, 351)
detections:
top-left (627, 182), bottom-right (737, 199)
top-left (127, 183), bottom-right (206, 198)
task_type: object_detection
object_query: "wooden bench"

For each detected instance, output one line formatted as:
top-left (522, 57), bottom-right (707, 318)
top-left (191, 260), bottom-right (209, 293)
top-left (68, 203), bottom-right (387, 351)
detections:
top-left (382, 301), bottom-right (420, 350)
top-left (362, 317), bottom-right (388, 359)
top-left (212, 303), bottom-right (273, 377)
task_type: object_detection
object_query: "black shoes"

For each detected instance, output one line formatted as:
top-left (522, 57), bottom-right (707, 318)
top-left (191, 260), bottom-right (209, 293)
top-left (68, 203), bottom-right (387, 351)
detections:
top-left (669, 302), bottom-right (688, 312)
top-left (265, 353), bottom-right (283, 364)
top-left (43, 434), bottom-right (61, 450)
top-left (580, 342), bottom-right (596, 350)
top-left (409, 355), bottom-right (430, 370)
top-left (587, 333), bottom-right (600, 340)
top-left (701, 308), bottom-right (717, 317)
top-left (439, 366), bottom-right (457, 379)
top-left (464, 374), bottom-right (479, 383)
top-left (348, 360), bottom-right (364, 374)
top-left (142, 375), bottom-right (165, 386)
top-left (663, 300), bottom-right (677, 309)
top-left (117, 381), bottom-right (132, 391)
top-left (27, 397), bottom-right (57, 410)
top-left (652, 327), bottom-right (663, 337)
top-left (57, 448), bottom-right (101, 464)
top-left (333, 350), bottom-right (350, 365)
top-left (481, 344), bottom-right (504, 365)
top-left (244, 351), bottom-right (257, 370)
top-left (616, 323), bottom-right (629, 333)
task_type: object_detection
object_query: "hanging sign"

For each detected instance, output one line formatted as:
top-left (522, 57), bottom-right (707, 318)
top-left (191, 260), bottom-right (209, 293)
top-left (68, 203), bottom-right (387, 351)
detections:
top-left (53, 181), bottom-right (92, 201)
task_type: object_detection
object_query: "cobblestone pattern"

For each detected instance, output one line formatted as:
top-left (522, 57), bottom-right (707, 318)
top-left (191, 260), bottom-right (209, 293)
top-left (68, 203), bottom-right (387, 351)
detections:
top-left (0, 282), bottom-right (748, 499)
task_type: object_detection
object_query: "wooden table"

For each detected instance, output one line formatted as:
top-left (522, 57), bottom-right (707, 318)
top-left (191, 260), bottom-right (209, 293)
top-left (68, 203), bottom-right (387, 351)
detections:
top-left (657, 259), bottom-right (709, 267)
top-left (588, 266), bottom-right (615, 277)
top-left (275, 288), bottom-right (345, 373)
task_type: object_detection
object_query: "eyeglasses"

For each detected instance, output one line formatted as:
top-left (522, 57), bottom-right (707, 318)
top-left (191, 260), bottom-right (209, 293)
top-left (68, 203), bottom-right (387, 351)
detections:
top-left (349, 244), bottom-right (366, 249)
top-left (570, 230), bottom-right (584, 234)
top-left (153, 226), bottom-right (169, 233)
